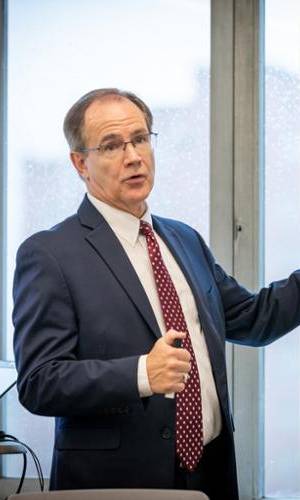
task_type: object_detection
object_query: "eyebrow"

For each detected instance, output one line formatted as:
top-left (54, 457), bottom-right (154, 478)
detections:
top-left (100, 128), bottom-right (148, 143)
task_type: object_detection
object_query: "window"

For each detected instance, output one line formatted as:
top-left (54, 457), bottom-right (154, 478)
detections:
top-left (3, 0), bottom-right (210, 477)
top-left (264, 0), bottom-right (300, 496)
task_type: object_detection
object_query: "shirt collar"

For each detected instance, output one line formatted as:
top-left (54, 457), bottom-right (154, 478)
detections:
top-left (87, 192), bottom-right (152, 246)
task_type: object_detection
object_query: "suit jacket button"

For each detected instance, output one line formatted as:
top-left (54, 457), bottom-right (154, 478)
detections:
top-left (161, 427), bottom-right (172, 439)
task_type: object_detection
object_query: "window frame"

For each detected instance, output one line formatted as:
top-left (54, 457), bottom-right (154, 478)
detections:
top-left (211, 1), bottom-right (265, 498)
top-left (0, 0), bottom-right (7, 361)
top-left (0, 0), bottom-right (8, 482)
top-left (231, 0), bottom-right (265, 496)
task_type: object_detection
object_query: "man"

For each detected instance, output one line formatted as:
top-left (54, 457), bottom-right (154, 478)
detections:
top-left (13, 88), bottom-right (300, 499)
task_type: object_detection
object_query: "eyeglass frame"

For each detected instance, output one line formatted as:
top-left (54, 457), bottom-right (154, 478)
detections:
top-left (76, 131), bottom-right (158, 157)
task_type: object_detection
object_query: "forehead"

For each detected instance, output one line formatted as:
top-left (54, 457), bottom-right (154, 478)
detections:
top-left (83, 97), bottom-right (148, 142)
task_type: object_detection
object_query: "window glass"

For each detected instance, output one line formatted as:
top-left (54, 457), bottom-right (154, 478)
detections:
top-left (265, 0), bottom-right (300, 496)
top-left (5, 0), bottom-right (210, 477)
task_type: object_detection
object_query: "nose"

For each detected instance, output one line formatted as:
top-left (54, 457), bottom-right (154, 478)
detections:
top-left (123, 141), bottom-right (142, 166)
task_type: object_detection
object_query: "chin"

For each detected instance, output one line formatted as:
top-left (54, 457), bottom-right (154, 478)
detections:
top-left (131, 186), bottom-right (151, 201)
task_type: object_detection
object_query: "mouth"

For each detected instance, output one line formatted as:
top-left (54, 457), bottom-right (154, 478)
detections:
top-left (123, 174), bottom-right (146, 184)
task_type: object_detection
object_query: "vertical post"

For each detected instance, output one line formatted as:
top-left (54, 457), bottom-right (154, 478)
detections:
top-left (0, 0), bottom-right (6, 358)
top-left (0, 0), bottom-right (7, 480)
top-left (233, 0), bottom-right (264, 498)
top-left (210, 0), bottom-right (235, 398)
top-left (211, 0), bottom-right (264, 497)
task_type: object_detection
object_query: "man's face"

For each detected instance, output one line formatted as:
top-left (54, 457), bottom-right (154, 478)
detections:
top-left (71, 97), bottom-right (155, 218)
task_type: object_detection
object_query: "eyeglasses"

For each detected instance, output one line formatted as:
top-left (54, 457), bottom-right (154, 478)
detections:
top-left (77, 132), bottom-right (158, 159)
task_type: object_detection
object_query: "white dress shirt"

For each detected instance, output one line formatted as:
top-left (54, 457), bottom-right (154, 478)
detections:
top-left (87, 193), bottom-right (222, 445)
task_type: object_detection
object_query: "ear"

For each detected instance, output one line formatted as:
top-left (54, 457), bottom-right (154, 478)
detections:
top-left (70, 152), bottom-right (89, 180)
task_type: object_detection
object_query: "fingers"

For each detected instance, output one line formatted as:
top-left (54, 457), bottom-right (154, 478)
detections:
top-left (167, 359), bottom-right (191, 375)
top-left (146, 330), bottom-right (192, 394)
top-left (164, 329), bottom-right (186, 346)
top-left (165, 371), bottom-right (189, 394)
top-left (164, 330), bottom-right (191, 362)
top-left (170, 382), bottom-right (186, 394)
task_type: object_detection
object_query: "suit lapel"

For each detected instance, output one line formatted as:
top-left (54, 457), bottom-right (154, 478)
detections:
top-left (78, 196), bottom-right (161, 339)
top-left (152, 216), bottom-right (210, 302)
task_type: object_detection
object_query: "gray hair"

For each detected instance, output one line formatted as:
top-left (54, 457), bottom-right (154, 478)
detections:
top-left (63, 88), bottom-right (153, 151)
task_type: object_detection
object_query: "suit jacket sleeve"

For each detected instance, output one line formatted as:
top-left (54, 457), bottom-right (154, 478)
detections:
top-left (197, 232), bottom-right (300, 346)
top-left (13, 237), bottom-right (141, 417)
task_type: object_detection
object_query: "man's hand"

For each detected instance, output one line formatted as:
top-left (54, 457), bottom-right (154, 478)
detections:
top-left (146, 329), bottom-right (191, 394)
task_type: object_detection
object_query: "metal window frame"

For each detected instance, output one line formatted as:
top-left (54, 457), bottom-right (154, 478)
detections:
top-left (0, 0), bottom-right (7, 481)
top-left (0, 0), bottom-right (7, 361)
top-left (232, 1), bottom-right (265, 498)
top-left (211, 0), bottom-right (265, 498)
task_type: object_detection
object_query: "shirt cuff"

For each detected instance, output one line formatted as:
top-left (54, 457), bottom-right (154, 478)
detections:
top-left (137, 355), bottom-right (153, 397)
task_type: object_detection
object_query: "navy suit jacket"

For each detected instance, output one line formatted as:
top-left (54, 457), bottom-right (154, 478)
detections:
top-left (13, 195), bottom-right (300, 498)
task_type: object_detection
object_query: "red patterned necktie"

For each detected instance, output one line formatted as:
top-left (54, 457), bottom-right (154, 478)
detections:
top-left (140, 220), bottom-right (203, 471)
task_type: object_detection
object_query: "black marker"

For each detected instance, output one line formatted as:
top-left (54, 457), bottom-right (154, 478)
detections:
top-left (173, 338), bottom-right (182, 348)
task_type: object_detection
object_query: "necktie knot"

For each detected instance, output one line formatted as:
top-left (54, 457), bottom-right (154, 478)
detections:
top-left (140, 220), bottom-right (153, 238)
